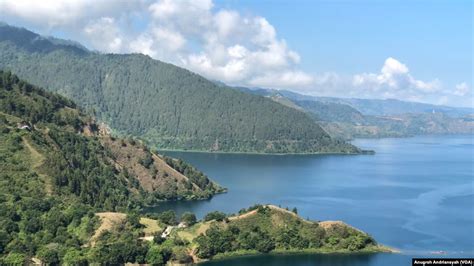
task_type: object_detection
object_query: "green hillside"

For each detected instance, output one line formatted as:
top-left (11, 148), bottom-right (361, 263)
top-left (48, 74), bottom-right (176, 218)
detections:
top-left (0, 24), bottom-right (358, 154)
top-left (187, 205), bottom-right (387, 261)
top-left (0, 70), bottom-right (229, 263)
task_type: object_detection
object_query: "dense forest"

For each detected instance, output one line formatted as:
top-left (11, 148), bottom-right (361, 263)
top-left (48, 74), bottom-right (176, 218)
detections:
top-left (0, 70), bottom-right (227, 264)
top-left (0, 23), bottom-right (359, 154)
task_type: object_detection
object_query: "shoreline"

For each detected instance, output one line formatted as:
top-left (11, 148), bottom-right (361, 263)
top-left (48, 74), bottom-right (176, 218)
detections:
top-left (142, 189), bottom-right (228, 209)
top-left (198, 245), bottom-right (398, 264)
top-left (156, 148), bottom-right (374, 156)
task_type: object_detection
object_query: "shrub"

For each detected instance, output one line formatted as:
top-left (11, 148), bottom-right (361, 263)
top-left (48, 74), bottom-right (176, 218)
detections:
top-left (180, 212), bottom-right (197, 226)
top-left (203, 211), bottom-right (226, 222)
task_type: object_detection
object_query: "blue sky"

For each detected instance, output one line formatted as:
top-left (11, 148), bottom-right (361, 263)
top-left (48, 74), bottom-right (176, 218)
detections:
top-left (217, 0), bottom-right (472, 85)
top-left (0, 0), bottom-right (472, 107)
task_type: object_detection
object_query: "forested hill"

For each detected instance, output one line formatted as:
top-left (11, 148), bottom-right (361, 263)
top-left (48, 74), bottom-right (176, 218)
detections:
top-left (0, 24), bottom-right (359, 154)
top-left (0, 70), bottom-right (224, 207)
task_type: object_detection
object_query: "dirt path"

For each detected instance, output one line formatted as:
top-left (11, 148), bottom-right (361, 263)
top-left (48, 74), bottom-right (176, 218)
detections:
top-left (22, 137), bottom-right (52, 195)
top-left (318, 220), bottom-right (363, 233)
top-left (228, 209), bottom-right (258, 221)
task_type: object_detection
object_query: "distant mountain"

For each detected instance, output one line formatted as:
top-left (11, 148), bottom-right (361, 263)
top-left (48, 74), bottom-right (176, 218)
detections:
top-left (312, 97), bottom-right (473, 118)
top-left (234, 87), bottom-right (474, 139)
top-left (0, 23), bottom-right (358, 154)
top-left (235, 87), bottom-right (473, 117)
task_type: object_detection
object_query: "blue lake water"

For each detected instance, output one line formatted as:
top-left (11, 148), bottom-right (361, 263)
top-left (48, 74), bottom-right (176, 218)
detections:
top-left (152, 135), bottom-right (474, 265)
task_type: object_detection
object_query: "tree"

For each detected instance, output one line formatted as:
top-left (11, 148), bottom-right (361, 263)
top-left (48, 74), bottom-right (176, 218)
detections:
top-left (62, 248), bottom-right (87, 265)
top-left (126, 212), bottom-right (142, 228)
top-left (3, 252), bottom-right (26, 265)
top-left (256, 237), bottom-right (275, 253)
top-left (180, 212), bottom-right (197, 226)
top-left (292, 207), bottom-right (298, 214)
top-left (140, 152), bottom-right (153, 168)
top-left (172, 247), bottom-right (193, 264)
top-left (0, 230), bottom-right (10, 253)
top-left (203, 211), bottom-right (226, 222)
top-left (146, 245), bottom-right (164, 265)
top-left (153, 233), bottom-right (166, 245)
top-left (195, 235), bottom-right (213, 259)
top-left (158, 210), bottom-right (177, 225)
top-left (37, 246), bottom-right (60, 265)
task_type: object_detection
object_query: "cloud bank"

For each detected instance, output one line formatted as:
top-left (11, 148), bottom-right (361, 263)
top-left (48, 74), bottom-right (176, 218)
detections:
top-left (309, 58), bottom-right (471, 107)
top-left (0, 0), bottom-right (311, 88)
top-left (0, 0), bottom-right (471, 107)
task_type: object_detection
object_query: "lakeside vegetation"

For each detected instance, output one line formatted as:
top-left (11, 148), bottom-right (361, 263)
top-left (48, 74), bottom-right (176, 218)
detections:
top-left (187, 205), bottom-right (388, 262)
top-left (0, 201), bottom-right (390, 264)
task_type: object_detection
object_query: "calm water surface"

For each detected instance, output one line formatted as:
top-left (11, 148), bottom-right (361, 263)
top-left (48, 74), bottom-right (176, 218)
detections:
top-left (151, 135), bottom-right (474, 265)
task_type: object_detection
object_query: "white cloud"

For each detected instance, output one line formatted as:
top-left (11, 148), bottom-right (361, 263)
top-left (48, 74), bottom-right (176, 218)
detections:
top-left (353, 57), bottom-right (440, 93)
top-left (453, 82), bottom-right (471, 96)
top-left (0, 0), bottom-right (144, 28)
top-left (304, 58), bottom-right (472, 107)
top-left (83, 17), bottom-right (123, 53)
top-left (151, 27), bottom-right (186, 52)
top-left (249, 71), bottom-right (314, 88)
top-left (129, 34), bottom-right (157, 58)
top-left (214, 10), bottom-right (240, 38)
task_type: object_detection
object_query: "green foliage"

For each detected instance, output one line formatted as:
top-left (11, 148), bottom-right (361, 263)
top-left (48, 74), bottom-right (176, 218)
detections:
top-left (196, 224), bottom-right (275, 259)
top-left (3, 252), bottom-right (26, 265)
top-left (195, 207), bottom-right (378, 259)
top-left (157, 210), bottom-right (177, 225)
top-left (153, 234), bottom-right (166, 245)
top-left (0, 24), bottom-right (360, 154)
top-left (180, 212), bottom-right (197, 226)
top-left (126, 212), bottom-right (142, 229)
top-left (139, 152), bottom-right (153, 169)
top-left (62, 248), bottom-right (87, 265)
top-left (37, 245), bottom-right (60, 265)
top-left (91, 231), bottom-right (147, 264)
top-left (163, 157), bottom-right (221, 194)
top-left (146, 245), bottom-right (164, 265)
top-left (204, 211), bottom-right (227, 222)
top-left (172, 247), bottom-right (192, 264)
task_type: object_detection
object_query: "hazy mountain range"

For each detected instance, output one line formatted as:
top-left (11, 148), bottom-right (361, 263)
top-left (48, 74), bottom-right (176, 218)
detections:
top-left (234, 87), bottom-right (474, 139)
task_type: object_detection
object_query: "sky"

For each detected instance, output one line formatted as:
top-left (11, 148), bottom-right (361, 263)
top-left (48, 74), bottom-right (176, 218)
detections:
top-left (0, 0), bottom-right (472, 107)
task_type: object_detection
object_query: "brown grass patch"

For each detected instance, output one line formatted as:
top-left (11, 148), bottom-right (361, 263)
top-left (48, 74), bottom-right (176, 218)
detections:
top-left (91, 212), bottom-right (126, 245)
top-left (140, 217), bottom-right (162, 236)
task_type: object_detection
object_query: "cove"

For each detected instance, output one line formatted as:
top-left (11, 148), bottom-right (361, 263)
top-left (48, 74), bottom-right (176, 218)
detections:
top-left (148, 135), bottom-right (474, 265)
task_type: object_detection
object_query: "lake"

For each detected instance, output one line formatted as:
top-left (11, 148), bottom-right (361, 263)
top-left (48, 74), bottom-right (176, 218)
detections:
top-left (151, 135), bottom-right (474, 265)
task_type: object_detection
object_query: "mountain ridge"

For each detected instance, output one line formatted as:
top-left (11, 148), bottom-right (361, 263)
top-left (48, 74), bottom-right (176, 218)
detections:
top-left (0, 23), bottom-right (359, 154)
top-left (234, 87), bottom-right (474, 139)
top-left (234, 87), bottom-right (473, 117)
